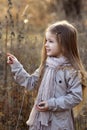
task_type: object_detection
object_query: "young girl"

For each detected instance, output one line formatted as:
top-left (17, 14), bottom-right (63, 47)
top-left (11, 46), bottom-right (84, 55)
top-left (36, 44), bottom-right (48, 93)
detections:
top-left (7, 20), bottom-right (86, 130)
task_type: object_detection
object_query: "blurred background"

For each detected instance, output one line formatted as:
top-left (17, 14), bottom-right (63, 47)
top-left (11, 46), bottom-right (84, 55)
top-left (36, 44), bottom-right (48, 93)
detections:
top-left (0, 0), bottom-right (87, 130)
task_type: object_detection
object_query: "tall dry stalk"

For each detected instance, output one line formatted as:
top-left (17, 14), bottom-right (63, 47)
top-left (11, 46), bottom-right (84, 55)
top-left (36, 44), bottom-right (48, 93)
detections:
top-left (3, 16), bottom-right (8, 88)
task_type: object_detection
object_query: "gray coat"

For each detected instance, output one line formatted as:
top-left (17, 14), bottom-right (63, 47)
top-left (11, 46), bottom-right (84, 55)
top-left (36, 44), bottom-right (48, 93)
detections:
top-left (10, 61), bottom-right (82, 130)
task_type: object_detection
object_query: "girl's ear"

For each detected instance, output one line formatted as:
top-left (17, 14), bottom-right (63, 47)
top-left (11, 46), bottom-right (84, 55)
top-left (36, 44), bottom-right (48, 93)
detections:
top-left (58, 34), bottom-right (61, 44)
top-left (57, 34), bottom-right (62, 51)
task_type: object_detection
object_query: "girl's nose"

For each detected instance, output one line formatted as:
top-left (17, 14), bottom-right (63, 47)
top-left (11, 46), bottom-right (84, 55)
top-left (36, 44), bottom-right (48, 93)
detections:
top-left (45, 43), bottom-right (47, 47)
top-left (45, 42), bottom-right (48, 47)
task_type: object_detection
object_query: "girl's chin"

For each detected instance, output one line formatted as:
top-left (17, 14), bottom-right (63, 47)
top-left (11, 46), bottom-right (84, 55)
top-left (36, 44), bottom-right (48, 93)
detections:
top-left (47, 54), bottom-right (52, 57)
top-left (46, 52), bottom-right (52, 56)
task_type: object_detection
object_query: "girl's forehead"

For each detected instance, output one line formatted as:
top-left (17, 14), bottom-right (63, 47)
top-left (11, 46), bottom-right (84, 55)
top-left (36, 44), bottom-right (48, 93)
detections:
top-left (45, 31), bottom-right (56, 38)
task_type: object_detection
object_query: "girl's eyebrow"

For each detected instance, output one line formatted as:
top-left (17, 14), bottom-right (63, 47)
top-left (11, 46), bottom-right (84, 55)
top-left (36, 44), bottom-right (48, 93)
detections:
top-left (46, 38), bottom-right (53, 41)
top-left (46, 36), bottom-right (54, 40)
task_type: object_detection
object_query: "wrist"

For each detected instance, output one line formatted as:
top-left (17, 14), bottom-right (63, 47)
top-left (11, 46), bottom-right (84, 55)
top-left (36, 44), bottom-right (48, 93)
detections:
top-left (10, 61), bottom-right (23, 71)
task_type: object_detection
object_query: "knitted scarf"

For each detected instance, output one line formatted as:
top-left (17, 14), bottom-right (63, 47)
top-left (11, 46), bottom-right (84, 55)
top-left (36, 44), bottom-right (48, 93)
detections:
top-left (26, 56), bottom-right (70, 127)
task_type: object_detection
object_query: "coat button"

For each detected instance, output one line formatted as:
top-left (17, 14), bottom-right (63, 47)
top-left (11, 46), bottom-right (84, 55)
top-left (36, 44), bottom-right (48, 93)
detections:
top-left (59, 80), bottom-right (62, 83)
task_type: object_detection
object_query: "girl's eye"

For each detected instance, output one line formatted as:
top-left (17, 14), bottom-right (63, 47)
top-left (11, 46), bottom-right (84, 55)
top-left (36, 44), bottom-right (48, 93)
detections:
top-left (49, 40), bottom-right (53, 43)
top-left (45, 39), bottom-right (53, 43)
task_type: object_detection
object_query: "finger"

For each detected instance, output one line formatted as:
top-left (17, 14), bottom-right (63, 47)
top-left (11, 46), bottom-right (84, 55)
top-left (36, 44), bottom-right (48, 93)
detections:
top-left (7, 53), bottom-right (15, 59)
top-left (8, 56), bottom-right (13, 61)
top-left (36, 106), bottom-right (45, 112)
top-left (7, 53), bottom-right (12, 56)
top-left (7, 60), bottom-right (13, 64)
top-left (36, 105), bottom-right (44, 110)
top-left (38, 101), bottom-right (45, 106)
top-left (38, 103), bottom-right (45, 107)
top-left (7, 56), bottom-right (13, 64)
top-left (36, 105), bottom-right (46, 111)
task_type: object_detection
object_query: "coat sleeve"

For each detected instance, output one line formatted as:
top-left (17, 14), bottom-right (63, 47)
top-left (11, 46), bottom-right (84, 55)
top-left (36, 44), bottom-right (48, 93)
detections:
top-left (10, 61), bottom-right (39, 90)
top-left (47, 69), bottom-right (82, 111)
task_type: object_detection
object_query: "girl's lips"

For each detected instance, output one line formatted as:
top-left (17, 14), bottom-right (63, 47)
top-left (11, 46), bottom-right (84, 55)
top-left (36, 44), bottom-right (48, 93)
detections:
top-left (46, 48), bottom-right (50, 52)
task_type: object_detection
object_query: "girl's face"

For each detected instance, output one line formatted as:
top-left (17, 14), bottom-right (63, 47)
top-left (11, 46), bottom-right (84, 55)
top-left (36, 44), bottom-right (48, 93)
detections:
top-left (45, 31), bottom-right (62, 57)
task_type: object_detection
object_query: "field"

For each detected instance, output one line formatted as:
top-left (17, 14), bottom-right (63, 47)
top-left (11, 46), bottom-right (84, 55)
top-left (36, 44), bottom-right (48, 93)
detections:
top-left (0, 0), bottom-right (87, 130)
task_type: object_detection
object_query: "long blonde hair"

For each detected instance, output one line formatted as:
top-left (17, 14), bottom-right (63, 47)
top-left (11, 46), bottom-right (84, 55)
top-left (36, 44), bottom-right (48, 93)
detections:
top-left (40, 20), bottom-right (86, 86)
top-left (39, 20), bottom-right (87, 117)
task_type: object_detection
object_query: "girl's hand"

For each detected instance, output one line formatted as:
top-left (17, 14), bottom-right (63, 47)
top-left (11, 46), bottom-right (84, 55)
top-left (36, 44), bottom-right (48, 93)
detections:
top-left (36, 101), bottom-right (49, 112)
top-left (7, 53), bottom-right (18, 64)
